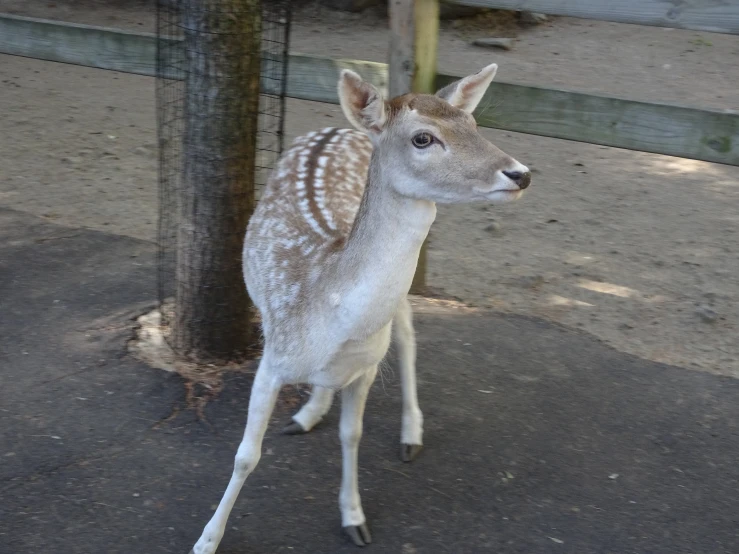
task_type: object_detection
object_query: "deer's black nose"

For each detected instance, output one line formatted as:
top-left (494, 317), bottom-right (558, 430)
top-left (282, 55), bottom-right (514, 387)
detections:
top-left (503, 170), bottom-right (532, 190)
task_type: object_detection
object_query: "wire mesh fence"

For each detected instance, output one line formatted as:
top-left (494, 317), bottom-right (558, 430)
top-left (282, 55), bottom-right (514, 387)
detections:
top-left (155, 0), bottom-right (291, 363)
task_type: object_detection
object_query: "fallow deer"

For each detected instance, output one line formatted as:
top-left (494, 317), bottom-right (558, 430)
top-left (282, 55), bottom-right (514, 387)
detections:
top-left (190, 63), bottom-right (531, 553)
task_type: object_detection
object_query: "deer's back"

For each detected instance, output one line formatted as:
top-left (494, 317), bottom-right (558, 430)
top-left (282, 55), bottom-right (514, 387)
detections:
top-left (244, 128), bottom-right (372, 325)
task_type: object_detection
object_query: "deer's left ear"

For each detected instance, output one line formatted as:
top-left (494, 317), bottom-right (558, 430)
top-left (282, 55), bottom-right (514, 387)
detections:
top-left (435, 63), bottom-right (497, 114)
top-left (338, 69), bottom-right (387, 135)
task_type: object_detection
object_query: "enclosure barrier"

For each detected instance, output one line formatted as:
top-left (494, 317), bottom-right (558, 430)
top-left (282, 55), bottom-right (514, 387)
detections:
top-left (153, 0), bottom-right (292, 362)
top-left (454, 0), bottom-right (739, 34)
top-left (1, 13), bottom-right (737, 167)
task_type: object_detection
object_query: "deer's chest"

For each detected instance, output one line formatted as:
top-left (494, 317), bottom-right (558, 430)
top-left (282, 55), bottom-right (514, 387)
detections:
top-left (311, 323), bottom-right (392, 389)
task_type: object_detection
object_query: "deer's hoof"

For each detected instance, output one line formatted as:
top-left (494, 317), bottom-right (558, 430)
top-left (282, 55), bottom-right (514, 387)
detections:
top-left (400, 443), bottom-right (424, 463)
top-left (282, 419), bottom-right (307, 435)
top-left (343, 522), bottom-right (372, 546)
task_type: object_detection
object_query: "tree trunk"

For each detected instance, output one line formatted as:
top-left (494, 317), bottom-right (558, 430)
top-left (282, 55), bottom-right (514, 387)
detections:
top-left (174, 0), bottom-right (261, 362)
top-left (389, 0), bottom-right (439, 294)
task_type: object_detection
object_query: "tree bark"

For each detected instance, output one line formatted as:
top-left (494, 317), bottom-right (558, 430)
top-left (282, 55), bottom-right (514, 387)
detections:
top-left (174, 0), bottom-right (261, 362)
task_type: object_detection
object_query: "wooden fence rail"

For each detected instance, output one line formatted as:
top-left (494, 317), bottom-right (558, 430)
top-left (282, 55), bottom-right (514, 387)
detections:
top-left (1, 14), bottom-right (737, 166)
top-left (458, 0), bottom-right (739, 35)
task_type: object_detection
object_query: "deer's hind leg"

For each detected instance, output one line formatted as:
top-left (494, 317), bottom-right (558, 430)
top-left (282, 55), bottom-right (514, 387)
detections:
top-left (283, 385), bottom-right (336, 434)
top-left (394, 297), bottom-right (424, 462)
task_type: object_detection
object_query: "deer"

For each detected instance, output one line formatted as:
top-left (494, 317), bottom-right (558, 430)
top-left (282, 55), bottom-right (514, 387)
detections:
top-left (190, 62), bottom-right (531, 554)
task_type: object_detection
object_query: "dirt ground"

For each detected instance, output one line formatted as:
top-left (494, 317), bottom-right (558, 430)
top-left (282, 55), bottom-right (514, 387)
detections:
top-left (1, 1), bottom-right (738, 377)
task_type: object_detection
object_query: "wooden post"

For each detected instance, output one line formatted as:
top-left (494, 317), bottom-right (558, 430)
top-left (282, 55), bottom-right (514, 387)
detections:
top-left (174, 0), bottom-right (261, 362)
top-left (388, 0), bottom-right (439, 293)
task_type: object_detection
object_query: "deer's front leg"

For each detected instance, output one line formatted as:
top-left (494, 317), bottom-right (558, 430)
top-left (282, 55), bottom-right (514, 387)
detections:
top-left (339, 366), bottom-right (378, 546)
top-left (394, 297), bottom-right (424, 462)
top-left (190, 361), bottom-right (281, 554)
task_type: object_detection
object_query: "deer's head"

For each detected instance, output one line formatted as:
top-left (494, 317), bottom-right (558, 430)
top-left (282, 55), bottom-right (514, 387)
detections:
top-left (338, 64), bottom-right (531, 205)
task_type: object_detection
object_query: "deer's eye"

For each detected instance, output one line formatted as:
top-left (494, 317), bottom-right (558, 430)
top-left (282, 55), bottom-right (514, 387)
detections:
top-left (411, 132), bottom-right (434, 149)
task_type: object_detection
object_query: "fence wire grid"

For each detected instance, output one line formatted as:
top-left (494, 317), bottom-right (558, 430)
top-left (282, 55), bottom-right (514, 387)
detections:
top-left (156, 0), bottom-right (291, 361)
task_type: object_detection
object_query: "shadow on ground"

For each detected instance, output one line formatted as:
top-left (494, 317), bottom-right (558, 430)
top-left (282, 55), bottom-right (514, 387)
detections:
top-left (1, 207), bottom-right (738, 554)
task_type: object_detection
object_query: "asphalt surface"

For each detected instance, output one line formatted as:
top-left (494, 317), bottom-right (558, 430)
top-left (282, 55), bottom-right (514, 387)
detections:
top-left (2, 206), bottom-right (738, 554)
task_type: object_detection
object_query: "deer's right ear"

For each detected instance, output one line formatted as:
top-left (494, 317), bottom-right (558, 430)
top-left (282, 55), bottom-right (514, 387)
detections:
top-left (435, 63), bottom-right (497, 114)
top-left (338, 70), bottom-right (387, 135)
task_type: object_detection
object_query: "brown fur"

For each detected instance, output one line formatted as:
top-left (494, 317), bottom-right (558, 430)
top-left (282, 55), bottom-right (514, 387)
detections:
top-left (386, 93), bottom-right (469, 123)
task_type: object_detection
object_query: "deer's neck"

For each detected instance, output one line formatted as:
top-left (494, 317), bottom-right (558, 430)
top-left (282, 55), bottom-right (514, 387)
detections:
top-left (326, 160), bottom-right (437, 340)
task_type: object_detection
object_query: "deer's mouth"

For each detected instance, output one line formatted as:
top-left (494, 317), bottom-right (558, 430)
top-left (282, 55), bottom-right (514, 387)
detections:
top-left (486, 188), bottom-right (524, 203)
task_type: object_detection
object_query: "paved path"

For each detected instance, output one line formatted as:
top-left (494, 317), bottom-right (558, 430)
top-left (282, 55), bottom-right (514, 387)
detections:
top-left (2, 207), bottom-right (738, 554)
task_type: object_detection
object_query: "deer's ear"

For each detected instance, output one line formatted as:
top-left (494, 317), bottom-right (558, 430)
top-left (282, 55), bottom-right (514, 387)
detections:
top-left (338, 69), bottom-right (387, 135)
top-left (435, 63), bottom-right (497, 114)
